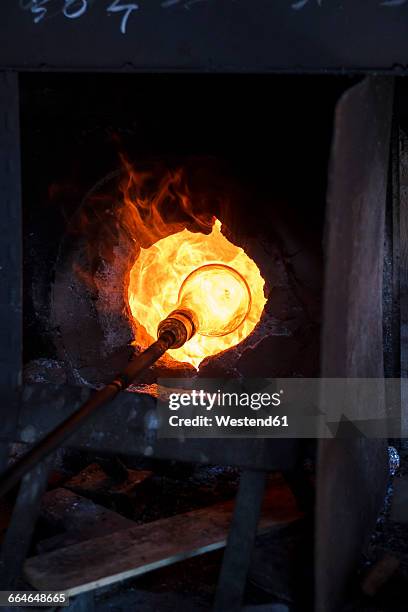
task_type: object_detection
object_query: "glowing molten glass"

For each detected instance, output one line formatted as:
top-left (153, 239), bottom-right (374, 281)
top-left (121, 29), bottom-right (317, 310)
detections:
top-left (128, 219), bottom-right (266, 368)
top-left (178, 264), bottom-right (252, 337)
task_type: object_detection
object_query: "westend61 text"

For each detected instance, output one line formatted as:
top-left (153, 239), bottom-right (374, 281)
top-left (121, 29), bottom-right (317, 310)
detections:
top-left (168, 415), bottom-right (289, 428)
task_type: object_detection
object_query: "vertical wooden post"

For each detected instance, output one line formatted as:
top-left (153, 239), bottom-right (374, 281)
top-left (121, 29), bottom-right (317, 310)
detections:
top-left (316, 77), bottom-right (394, 612)
top-left (214, 470), bottom-right (267, 611)
top-left (0, 71), bottom-right (22, 471)
top-left (398, 131), bottom-right (408, 438)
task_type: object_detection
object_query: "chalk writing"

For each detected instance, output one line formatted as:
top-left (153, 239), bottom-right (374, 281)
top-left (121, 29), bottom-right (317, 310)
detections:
top-left (63, 0), bottom-right (88, 18)
top-left (20, 1), bottom-right (86, 23)
top-left (292, 0), bottom-right (322, 9)
top-left (23, 0), bottom-right (50, 23)
top-left (290, 0), bottom-right (408, 8)
top-left (381, 0), bottom-right (407, 5)
top-left (161, 0), bottom-right (181, 6)
top-left (20, 0), bottom-right (138, 33)
top-left (18, 0), bottom-right (408, 34)
top-left (106, 1), bottom-right (139, 34)
top-left (161, 0), bottom-right (208, 7)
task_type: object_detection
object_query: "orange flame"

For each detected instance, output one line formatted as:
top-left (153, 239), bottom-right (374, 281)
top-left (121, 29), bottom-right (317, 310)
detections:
top-left (67, 155), bottom-right (269, 371)
top-left (76, 158), bottom-right (261, 368)
top-left (122, 162), bottom-right (267, 368)
top-left (118, 157), bottom-right (213, 248)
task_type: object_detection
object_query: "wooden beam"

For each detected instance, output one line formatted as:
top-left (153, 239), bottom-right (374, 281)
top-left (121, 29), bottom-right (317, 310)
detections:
top-left (24, 481), bottom-right (301, 597)
top-left (317, 76), bottom-right (394, 612)
top-left (214, 470), bottom-right (267, 612)
top-left (399, 129), bottom-right (408, 437)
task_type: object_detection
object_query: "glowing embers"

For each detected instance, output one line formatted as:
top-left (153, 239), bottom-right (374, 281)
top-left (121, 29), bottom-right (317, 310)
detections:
top-left (128, 220), bottom-right (266, 368)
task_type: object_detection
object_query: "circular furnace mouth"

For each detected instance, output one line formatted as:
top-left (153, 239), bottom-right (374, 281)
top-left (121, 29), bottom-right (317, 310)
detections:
top-left (50, 161), bottom-right (291, 386)
top-left (128, 219), bottom-right (266, 369)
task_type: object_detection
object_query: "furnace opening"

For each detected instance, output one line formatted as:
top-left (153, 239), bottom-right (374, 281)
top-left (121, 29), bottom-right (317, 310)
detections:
top-left (128, 219), bottom-right (267, 368)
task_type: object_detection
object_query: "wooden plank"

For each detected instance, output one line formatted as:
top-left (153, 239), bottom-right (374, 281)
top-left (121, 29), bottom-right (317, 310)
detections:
top-left (316, 76), bottom-right (394, 612)
top-left (24, 481), bottom-right (301, 597)
top-left (37, 488), bottom-right (135, 554)
top-left (383, 124), bottom-right (402, 442)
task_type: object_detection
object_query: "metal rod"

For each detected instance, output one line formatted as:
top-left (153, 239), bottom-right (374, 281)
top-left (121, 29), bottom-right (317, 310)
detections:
top-left (0, 330), bottom-right (175, 499)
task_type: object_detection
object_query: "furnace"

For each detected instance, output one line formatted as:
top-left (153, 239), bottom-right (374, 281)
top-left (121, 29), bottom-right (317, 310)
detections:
top-left (23, 74), bottom-right (333, 387)
top-left (0, 4), bottom-right (404, 611)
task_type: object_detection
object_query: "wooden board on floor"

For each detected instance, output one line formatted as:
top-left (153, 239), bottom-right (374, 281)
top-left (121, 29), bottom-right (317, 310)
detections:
top-left (24, 479), bottom-right (301, 597)
top-left (37, 488), bottom-right (135, 554)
